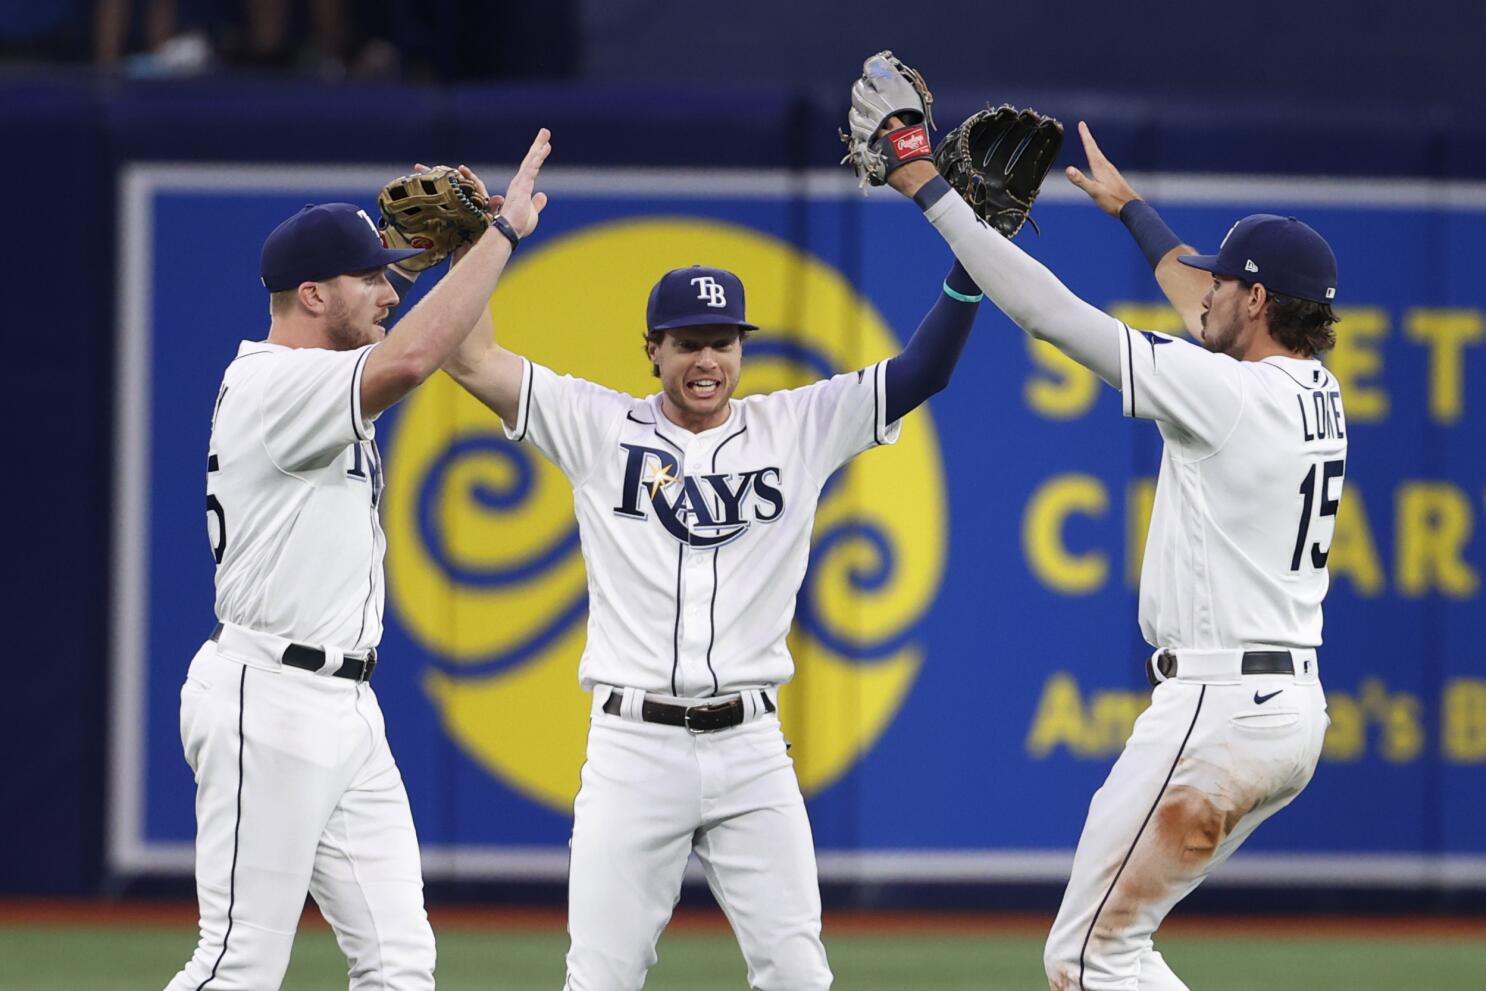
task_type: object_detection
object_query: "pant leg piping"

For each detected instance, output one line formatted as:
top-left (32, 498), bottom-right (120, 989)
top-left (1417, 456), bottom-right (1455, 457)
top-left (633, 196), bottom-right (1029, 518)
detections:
top-left (197, 665), bottom-right (248, 990)
top-left (1077, 685), bottom-right (1206, 990)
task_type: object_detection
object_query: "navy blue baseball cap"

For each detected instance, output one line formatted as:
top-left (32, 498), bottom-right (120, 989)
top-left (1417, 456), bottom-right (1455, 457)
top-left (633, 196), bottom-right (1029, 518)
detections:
top-left (1178, 214), bottom-right (1337, 303)
top-left (260, 203), bottom-right (425, 292)
top-left (646, 266), bottom-right (759, 332)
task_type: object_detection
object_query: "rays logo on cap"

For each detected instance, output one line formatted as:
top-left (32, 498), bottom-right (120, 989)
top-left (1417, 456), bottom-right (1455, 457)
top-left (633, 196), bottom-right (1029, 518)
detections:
top-left (692, 275), bottom-right (727, 307)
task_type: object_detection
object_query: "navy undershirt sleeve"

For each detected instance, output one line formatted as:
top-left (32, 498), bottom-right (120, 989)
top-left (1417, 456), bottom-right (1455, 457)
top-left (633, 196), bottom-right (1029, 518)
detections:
top-left (1118, 199), bottom-right (1184, 271)
top-left (883, 258), bottom-right (981, 423)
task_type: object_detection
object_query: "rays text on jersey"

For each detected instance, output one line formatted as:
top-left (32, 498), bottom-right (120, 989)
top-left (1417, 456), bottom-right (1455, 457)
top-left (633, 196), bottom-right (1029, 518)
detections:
top-left (612, 442), bottom-right (784, 548)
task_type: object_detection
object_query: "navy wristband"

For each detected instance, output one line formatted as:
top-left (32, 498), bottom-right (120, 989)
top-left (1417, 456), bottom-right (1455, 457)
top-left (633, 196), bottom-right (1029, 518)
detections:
top-left (913, 175), bottom-right (954, 212)
top-left (1118, 199), bottom-right (1183, 271)
top-left (491, 213), bottom-right (520, 251)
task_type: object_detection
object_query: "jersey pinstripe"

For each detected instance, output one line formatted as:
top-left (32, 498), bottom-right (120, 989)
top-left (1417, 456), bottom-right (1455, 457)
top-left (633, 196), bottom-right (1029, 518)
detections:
top-left (505, 357), bottom-right (899, 695)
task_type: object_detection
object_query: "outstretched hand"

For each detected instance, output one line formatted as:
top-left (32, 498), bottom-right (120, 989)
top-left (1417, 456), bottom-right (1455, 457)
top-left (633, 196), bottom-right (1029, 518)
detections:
top-left (1064, 121), bottom-right (1139, 218)
top-left (497, 128), bottom-right (552, 238)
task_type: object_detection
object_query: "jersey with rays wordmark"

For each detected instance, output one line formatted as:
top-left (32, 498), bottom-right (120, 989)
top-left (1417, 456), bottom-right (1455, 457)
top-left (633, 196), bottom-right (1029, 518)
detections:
top-left (504, 358), bottom-right (899, 695)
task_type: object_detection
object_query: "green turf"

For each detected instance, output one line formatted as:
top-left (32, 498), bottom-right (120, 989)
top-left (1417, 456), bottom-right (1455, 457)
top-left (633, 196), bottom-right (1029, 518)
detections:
top-left (2, 923), bottom-right (1483, 989)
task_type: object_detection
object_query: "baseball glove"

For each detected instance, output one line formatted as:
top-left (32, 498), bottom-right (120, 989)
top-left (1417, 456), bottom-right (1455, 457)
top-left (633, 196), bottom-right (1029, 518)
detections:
top-left (377, 165), bottom-right (492, 271)
top-left (841, 50), bottom-right (936, 187)
top-left (934, 105), bottom-right (1064, 238)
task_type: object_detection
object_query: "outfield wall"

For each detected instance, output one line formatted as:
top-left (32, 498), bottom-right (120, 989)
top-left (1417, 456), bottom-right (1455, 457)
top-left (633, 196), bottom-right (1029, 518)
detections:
top-left (4, 78), bottom-right (1485, 896)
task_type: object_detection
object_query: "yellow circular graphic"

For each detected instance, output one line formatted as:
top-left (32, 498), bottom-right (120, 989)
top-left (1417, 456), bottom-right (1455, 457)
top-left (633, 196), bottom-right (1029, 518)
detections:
top-left (386, 217), bottom-right (947, 812)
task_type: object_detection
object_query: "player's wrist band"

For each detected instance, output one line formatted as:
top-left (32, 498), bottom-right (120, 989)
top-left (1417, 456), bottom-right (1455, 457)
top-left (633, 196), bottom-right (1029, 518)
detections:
top-left (491, 213), bottom-right (520, 251)
top-left (912, 174), bottom-right (954, 212)
top-left (942, 282), bottom-right (982, 303)
top-left (1118, 199), bottom-right (1183, 271)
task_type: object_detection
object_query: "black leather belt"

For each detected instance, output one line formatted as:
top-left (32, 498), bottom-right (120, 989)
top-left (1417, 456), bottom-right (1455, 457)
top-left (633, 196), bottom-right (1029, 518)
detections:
top-left (1148, 649), bottom-right (1296, 688)
top-left (601, 690), bottom-right (775, 732)
top-left (210, 623), bottom-right (378, 683)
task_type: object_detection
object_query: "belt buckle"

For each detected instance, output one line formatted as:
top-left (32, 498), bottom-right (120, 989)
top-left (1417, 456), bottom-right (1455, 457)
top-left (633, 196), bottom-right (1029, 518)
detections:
top-left (357, 654), bottom-right (377, 683)
top-left (683, 700), bottom-right (734, 734)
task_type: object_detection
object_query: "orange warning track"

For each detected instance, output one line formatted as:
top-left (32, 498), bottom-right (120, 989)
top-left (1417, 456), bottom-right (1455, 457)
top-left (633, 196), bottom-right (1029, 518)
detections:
top-left (2, 900), bottom-right (1484, 938)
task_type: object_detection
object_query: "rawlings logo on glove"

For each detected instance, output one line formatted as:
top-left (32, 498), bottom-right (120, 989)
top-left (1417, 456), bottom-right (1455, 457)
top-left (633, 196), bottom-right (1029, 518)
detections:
top-left (892, 126), bottom-right (929, 157)
top-left (377, 165), bottom-right (493, 271)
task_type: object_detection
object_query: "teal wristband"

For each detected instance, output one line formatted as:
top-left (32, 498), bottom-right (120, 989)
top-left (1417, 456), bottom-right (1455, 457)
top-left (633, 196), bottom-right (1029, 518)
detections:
top-left (942, 282), bottom-right (983, 304)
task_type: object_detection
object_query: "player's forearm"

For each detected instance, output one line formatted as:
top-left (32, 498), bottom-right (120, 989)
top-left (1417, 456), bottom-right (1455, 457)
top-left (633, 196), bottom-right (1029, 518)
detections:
top-left (883, 261), bottom-right (980, 422)
top-left (1153, 249), bottom-right (1210, 339)
top-left (1118, 200), bottom-right (1207, 337)
top-left (444, 293), bottom-right (496, 376)
top-left (919, 178), bottom-right (1123, 387)
top-left (363, 230), bottom-right (514, 411)
top-left (443, 312), bottom-right (524, 425)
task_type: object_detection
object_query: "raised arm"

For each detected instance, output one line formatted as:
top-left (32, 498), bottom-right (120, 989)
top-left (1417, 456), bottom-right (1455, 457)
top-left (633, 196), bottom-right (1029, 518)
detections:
top-left (359, 128), bottom-right (550, 419)
top-left (841, 56), bottom-right (1123, 387)
top-left (886, 158), bottom-right (1125, 388)
top-left (1065, 121), bottom-right (1207, 337)
top-left (882, 260), bottom-right (981, 422)
top-left (442, 281), bottom-right (527, 426)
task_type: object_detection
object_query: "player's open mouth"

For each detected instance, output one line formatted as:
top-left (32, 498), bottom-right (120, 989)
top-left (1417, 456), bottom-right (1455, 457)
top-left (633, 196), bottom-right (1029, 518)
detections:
top-left (687, 379), bottom-right (720, 397)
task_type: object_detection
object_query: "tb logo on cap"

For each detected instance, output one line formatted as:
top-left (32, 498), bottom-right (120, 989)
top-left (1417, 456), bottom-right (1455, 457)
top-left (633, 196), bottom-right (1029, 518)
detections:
top-left (691, 276), bottom-right (728, 308)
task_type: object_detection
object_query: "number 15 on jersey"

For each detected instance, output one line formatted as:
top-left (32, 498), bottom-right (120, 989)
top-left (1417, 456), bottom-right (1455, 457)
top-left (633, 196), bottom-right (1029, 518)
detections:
top-left (1291, 458), bottom-right (1345, 571)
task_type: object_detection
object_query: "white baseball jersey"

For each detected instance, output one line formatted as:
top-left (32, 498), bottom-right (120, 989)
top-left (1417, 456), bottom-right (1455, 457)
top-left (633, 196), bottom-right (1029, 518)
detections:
top-left (504, 357), bottom-right (899, 696)
top-left (1117, 327), bottom-right (1347, 649)
top-left (206, 340), bottom-right (387, 651)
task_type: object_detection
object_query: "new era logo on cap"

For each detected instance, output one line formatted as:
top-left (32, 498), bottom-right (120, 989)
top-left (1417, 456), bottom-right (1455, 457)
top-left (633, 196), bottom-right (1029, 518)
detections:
top-left (1245, 259), bottom-right (1259, 273)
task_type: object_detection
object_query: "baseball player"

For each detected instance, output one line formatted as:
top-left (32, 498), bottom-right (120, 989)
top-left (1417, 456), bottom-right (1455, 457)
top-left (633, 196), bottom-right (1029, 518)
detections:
top-left (857, 64), bottom-right (1342, 990)
top-left (441, 246), bottom-right (983, 982)
top-left (163, 130), bottom-right (550, 991)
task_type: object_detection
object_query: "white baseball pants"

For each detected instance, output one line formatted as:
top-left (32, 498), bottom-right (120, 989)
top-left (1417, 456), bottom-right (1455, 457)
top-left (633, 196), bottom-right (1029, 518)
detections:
top-left (164, 640), bottom-right (434, 991)
top-left (563, 686), bottom-right (832, 990)
top-left (1045, 657), bottom-right (1328, 991)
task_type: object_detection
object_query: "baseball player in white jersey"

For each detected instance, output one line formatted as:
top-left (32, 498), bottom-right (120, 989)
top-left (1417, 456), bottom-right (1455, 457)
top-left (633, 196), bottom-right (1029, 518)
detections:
top-left (854, 61), bottom-right (1344, 988)
top-left (164, 130), bottom-right (551, 991)
top-left (443, 240), bottom-right (984, 983)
